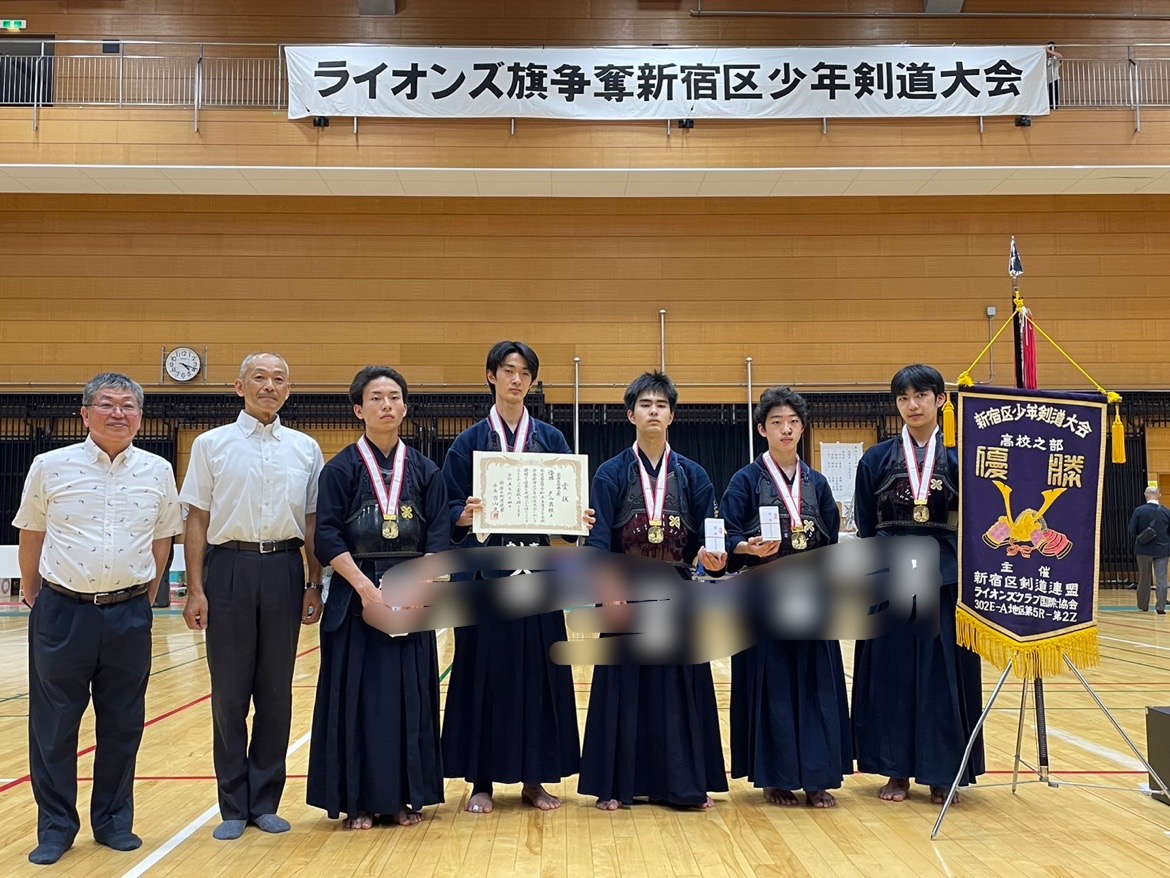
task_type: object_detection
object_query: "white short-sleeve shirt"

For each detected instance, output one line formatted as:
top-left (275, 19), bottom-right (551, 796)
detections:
top-left (12, 436), bottom-right (184, 593)
top-left (179, 410), bottom-right (324, 545)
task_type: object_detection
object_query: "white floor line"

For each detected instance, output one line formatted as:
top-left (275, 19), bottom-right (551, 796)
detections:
top-left (1045, 725), bottom-right (1146, 771)
top-left (124, 625), bottom-right (446, 876)
top-left (1099, 634), bottom-right (1170, 653)
top-left (119, 730), bottom-right (313, 878)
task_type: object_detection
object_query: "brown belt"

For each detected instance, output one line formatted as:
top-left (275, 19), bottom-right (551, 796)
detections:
top-left (216, 539), bottom-right (304, 554)
top-left (43, 580), bottom-right (150, 606)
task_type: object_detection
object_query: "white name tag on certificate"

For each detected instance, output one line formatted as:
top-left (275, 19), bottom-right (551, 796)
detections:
top-left (759, 506), bottom-right (783, 542)
top-left (704, 518), bottom-right (725, 555)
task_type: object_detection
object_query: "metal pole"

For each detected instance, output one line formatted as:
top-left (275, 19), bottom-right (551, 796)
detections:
top-left (194, 43), bottom-right (203, 132)
top-left (746, 357), bottom-right (754, 464)
top-left (1011, 675), bottom-right (1029, 793)
top-left (573, 357), bottom-right (581, 454)
top-left (33, 44), bottom-right (43, 131)
top-left (932, 660), bottom-right (1015, 839)
top-left (1130, 48), bottom-right (1142, 133)
top-left (1062, 655), bottom-right (1170, 799)
top-left (659, 310), bottom-right (667, 372)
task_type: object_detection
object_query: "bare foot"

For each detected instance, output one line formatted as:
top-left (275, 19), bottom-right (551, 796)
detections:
top-left (931, 786), bottom-right (960, 805)
top-left (697, 796), bottom-right (715, 811)
top-left (595, 799), bottom-right (622, 811)
top-left (806, 790), bottom-right (837, 809)
top-left (764, 788), bottom-right (800, 806)
top-left (388, 809), bottom-right (424, 826)
top-left (878, 778), bottom-right (910, 802)
top-left (521, 784), bottom-right (562, 811)
top-left (466, 791), bottom-right (494, 814)
top-left (344, 813), bottom-right (373, 830)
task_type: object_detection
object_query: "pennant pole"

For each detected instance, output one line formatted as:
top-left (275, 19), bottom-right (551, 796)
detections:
top-left (1007, 236), bottom-right (1051, 783)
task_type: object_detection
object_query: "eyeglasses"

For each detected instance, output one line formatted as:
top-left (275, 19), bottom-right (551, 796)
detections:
top-left (86, 403), bottom-right (141, 415)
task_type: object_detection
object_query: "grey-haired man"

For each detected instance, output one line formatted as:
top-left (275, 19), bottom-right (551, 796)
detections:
top-left (14, 373), bottom-right (182, 865)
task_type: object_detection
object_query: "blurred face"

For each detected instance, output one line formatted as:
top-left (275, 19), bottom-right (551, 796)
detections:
top-left (896, 385), bottom-right (945, 430)
top-left (81, 386), bottom-right (142, 450)
top-left (487, 352), bottom-right (534, 402)
top-left (235, 355), bottom-right (290, 419)
top-left (627, 391), bottom-right (674, 436)
top-left (355, 376), bottom-right (407, 433)
top-left (758, 404), bottom-right (803, 455)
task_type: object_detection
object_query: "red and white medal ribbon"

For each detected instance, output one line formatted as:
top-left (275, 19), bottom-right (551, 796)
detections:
top-left (901, 425), bottom-right (937, 507)
top-left (489, 405), bottom-right (531, 452)
top-left (357, 436), bottom-right (407, 521)
top-left (761, 453), bottom-right (804, 531)
top-left (634, 442), bottom-right (671, 526)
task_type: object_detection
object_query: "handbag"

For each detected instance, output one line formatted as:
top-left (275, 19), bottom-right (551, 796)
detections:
top-left (1137, 524), bottom-right (1158, 546)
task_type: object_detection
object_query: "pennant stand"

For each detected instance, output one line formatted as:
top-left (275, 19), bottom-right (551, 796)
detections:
top-left (932, 238), bottom-right (1168, 839)
top-left (932, 654), bottom-right (1170, 839)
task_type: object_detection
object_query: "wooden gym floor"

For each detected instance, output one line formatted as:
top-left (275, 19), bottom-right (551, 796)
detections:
top-left (0, 590), bottom-right (1166, 877)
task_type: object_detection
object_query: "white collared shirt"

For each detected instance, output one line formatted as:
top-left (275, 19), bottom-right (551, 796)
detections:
top-left (179, 410), bottom-right (324, 545)
top-left (12, 436), bottom-right (183, 593)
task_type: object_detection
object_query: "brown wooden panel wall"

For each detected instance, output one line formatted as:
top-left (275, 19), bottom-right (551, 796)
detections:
top-left (1145, 425), bottom-right (1170, 490)
top-left (2, 109), bottom-right (1169, 171)
top-left (3, 1), bottom-right (1168, 172)
top-left (2, 192), bottom-right (1168, 403)
top-left (4, 0), bottom-right (1170, 47)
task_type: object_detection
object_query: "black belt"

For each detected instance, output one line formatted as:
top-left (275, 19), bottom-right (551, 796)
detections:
top-left (216, 539), bottom-right (304, 554)
top-left (43, 580), bottom-right (150, 606)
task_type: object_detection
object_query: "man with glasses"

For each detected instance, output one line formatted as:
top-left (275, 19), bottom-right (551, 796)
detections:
top-left (13, 373), bottom-right (183, 865)
top-left (180, 353), bottom-right (325, 840)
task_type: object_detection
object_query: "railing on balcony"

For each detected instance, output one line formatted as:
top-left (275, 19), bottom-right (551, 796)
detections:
top-left (0, 41), bottom-right (287, 117)
top-left (2, 39), bottom-right (1170, 115)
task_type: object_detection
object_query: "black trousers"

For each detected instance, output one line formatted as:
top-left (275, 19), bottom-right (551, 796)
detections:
top-left (204, 546), bottom-right (304, 821)
top-left (28, 586), bottom-right (153, 845)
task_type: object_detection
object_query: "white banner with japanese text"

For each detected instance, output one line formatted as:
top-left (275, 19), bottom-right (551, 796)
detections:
top-left (285, 45), bottom-right (1049, 121)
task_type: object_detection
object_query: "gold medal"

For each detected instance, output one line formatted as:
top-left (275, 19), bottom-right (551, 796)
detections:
top-left (647, 523), bottom-right (665, 544)
top-left (400, 505), bottom-right (414, 520)
top-left (359, 437), bottom-right (408, 545)
top-left (902, 427), bottom-right (938, 525)
top-left (790, 527), bottom-right (808, 551)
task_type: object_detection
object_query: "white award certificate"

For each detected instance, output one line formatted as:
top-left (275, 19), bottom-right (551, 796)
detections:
top-left (471, 451), bottom-right (589, 537)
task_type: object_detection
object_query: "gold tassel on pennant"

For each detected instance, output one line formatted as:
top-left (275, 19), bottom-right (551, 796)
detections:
top-left (942, 392), bottom-right (957, 448)
top-left (1108, 392), bottom-right (1126, 464)
top-left (956, 608), bottom-right (1100, 681)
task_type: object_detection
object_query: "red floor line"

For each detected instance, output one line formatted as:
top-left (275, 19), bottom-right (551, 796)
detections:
top-left (71, 775), bottom-right (313, 782)
top-left (0, 645), bottom-right (321, 795)
top-left (62, 771), bottom-right (1150, 782)
top-left (984, 770), bottom-right (1147, 775)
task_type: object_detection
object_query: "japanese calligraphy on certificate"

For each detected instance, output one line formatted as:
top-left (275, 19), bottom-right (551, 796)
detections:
top-left (472, 451), bottom-right (589, 537)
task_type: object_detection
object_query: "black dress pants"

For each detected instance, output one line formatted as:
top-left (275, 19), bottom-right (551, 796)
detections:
top-left (204, 546), bottom-right (304, 821)
top-left (28, 587), bottom-right (153, 846)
